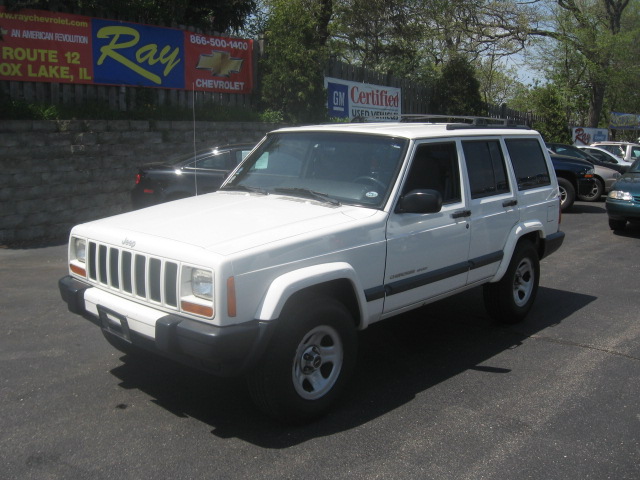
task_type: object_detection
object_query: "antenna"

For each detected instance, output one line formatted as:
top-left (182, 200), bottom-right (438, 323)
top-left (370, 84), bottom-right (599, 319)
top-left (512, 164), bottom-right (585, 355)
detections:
top-left (192, 82), bottom-right (198, 196)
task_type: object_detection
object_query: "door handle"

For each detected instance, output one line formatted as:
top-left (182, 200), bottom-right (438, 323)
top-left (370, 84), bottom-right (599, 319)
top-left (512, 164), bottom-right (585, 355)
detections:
top-left (502, 199), bottom-right (518, 207)
top-left (451, 210), bottom-right (471, 218)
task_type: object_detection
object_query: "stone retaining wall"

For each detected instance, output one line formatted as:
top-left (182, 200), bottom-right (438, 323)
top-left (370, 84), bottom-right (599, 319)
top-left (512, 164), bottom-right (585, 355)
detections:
top-left (0, 119), bottom-right (282, 246)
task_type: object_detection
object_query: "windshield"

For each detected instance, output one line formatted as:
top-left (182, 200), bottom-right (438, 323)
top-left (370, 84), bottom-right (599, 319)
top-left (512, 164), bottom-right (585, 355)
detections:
top-left (629, 158), bottom-right (640, 173)
top-left (224, 132), bottom-right (408, 208)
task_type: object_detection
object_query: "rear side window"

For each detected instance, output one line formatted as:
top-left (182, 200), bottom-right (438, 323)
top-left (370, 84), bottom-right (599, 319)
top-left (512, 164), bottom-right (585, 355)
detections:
top-left (195, 152), bottom-right (231, 170)
top-left (462, 140), bottom-right (510, 199)
top-left (505, 139), bottom-right (551, 190)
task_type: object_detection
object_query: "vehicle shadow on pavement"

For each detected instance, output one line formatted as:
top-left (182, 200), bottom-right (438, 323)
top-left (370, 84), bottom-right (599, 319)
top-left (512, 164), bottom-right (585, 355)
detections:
top-left (567, 202), bottom-right (606, 215)
top-left (611, 222), bottom-right (640, 238)
top-left (108, 285), bottom-right (596, 448)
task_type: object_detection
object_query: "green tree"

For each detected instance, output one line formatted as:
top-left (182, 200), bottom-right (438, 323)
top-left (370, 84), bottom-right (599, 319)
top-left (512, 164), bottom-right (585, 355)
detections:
top-left (329, 0), bottom-right (425, 77)
top-left (513, 84), bottom-right (572, 142)
top-left (260, 0), bottom-right (332, 123)
top-left (4, 0), bottom-right (256, 32)
top-left (475, 53), bottom-right (525, 106)
top-left (431, 56), bottom-right (485, 116)
top-left (526, 0), bottom-right (637, 127)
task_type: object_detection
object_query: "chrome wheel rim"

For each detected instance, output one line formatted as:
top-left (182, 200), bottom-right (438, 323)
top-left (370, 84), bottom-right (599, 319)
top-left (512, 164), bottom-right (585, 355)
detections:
top-left (513, 257), bottom-right (535, 307)
top-left (559, 186), bottom-right (567, 206)
top-left (292, 325), bottom-right (343, 400)
top-left (581, 181), bottom-right (601, 200)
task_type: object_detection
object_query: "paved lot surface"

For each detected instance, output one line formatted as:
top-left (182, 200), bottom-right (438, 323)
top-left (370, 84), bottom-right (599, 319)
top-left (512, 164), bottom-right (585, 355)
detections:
top-left (1, 200), bottom-right (639, 480)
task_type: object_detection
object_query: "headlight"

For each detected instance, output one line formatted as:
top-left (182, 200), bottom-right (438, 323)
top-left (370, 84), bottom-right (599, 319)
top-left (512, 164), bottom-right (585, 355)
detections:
top-left (608, 190), bottom-right (633, 201)
top-left (69, 237), bottom-right (87, 277)
top-left (191, 269), bottom-right (213, 300)
top-left (74, 237), bottom-right (86, 263)
top-left (180, 267), bottom-right (214, 318)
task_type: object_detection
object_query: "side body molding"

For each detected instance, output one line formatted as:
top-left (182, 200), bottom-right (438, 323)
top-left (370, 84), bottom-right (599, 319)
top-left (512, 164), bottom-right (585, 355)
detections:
top-left (254, 262), bottom-right (369, 325)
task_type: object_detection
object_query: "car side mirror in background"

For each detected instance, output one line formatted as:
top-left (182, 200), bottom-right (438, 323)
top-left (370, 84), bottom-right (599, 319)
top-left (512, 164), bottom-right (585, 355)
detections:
top-left (396, 189), bottom-right (443, 214)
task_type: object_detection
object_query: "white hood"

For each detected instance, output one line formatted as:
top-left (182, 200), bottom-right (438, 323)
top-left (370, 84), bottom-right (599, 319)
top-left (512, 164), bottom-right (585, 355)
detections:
top-left (78, 191), bottom-right (378, 256)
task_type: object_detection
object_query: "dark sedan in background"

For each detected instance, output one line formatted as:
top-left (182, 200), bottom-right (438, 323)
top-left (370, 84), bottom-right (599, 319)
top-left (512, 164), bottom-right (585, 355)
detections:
top-left (546, 143), bottom-right (621, 201)
top-left (549, 153), bottom-right (597, 211)
top-left (131, 143), bottom-right (255, 209)
top-left (606, 158), bottom-right (640, 231)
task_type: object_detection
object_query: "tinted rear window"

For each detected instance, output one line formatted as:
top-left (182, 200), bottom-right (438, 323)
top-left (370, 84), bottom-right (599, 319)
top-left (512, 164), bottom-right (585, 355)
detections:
top-left (505, 139), bottom-right (551, 190)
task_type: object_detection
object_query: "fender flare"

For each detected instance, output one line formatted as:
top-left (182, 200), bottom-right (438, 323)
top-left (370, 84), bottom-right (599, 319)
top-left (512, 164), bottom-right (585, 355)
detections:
top-left (254, 262), bottom-right (368, 324)
top-left (492, 221), bottom-right (544, 282)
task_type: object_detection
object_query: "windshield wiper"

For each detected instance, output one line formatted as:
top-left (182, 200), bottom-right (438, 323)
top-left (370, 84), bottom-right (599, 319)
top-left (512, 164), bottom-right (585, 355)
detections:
top-left (274, 187), bottom-right (341, 206)
top-left (220, 185), bottom-right (268, 195)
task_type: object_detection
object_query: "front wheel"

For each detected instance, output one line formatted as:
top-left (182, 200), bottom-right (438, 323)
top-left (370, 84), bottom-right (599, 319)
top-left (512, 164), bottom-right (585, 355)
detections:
top-left (483, 241), bottom-right (540, 324)
top-left (608, 218), bottom-right (627, 231)
top-left (577, 178), bottom-right (603, 202)
top-left (557, 178), bottom-right (575, 212)
top-left (247, 295), bottom-right (357, 422)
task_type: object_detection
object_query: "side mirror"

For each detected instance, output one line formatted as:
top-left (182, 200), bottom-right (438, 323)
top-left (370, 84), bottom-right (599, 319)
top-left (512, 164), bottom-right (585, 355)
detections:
top-left (396, 189), bottom-right (443, 214)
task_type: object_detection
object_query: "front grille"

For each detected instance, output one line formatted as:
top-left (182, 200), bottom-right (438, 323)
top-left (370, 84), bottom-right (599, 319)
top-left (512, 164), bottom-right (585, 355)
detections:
top-left (87, 241), bottom-right (179, 308)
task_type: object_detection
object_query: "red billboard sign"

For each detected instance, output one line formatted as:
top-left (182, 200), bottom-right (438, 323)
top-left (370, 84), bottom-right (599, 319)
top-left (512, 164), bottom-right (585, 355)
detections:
top-left (0, 8), bottom-right (93, 84)
top-left (0, 7), bottom-right (253, 93)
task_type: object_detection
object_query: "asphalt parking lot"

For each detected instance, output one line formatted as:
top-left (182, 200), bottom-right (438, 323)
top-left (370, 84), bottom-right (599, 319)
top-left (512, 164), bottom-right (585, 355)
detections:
top-left (1, 200), bottom-right (639, 480)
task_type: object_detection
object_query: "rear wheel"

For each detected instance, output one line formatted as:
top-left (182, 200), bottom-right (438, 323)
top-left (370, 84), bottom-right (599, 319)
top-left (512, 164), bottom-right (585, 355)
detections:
top-left (608, 218), bottom-right (627, 231)
top-left (577, 178), bottom-right (603, 202)
top-left (557, 178), bottom-right (575, 211)
top-left (484, 241), bottom-right (540, 324)
top-left (247, 294), bottom-right (357, 422)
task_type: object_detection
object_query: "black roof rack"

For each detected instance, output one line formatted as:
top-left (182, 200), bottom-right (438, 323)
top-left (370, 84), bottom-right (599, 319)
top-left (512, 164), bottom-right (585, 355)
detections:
top-left (350, 113), bottom-right (529, 129)
top-left (398, 114), bottom-right (524, 126)
top-left (446, 123), bottom-right (531, 130)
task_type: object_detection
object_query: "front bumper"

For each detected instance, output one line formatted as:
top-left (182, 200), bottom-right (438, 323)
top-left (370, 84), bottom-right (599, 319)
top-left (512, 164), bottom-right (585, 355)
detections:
top-left (541, 231), bottom-right (565, 260)
top-left (606, 199), bottom-right (640, 222)
top-left (59, 275), bottom-right (276, 376)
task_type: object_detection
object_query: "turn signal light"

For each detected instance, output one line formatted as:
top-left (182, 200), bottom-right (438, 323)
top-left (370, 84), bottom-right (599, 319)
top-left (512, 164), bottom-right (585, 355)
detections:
top-left (181, 300), bottom-right (213, 318)
top-left (227, 276), bottom-right (237, 317)
top-left (70, 263), bottom-right (86, 277)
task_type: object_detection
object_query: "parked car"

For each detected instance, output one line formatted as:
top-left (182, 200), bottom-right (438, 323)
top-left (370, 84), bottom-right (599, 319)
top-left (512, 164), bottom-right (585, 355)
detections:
top-left (546, 143), bottom-right (626, 173)
top-left (549, 153), bottom-right (597, 211)
top-left (577, 146), bottom-right (630, 172)
top-left (605, 158), bottom-right (640, 231)
top-left (591, 141), bottom-right (640, 163)
top-left (546, 143), bottom-right (621, 201)
top-left (131, 143), bottom-right (255, 209)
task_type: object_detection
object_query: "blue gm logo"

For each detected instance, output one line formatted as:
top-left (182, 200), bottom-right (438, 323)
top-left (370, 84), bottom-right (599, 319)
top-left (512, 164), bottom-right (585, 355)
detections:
top-left (92, 19), bottom-right (185, 88)
top-left (328, 81), bottom-right (349, 118)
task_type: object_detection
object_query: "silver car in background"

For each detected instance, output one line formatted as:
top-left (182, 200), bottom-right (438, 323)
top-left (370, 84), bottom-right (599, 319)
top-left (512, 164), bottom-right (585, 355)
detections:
top-left (578, 146), bottom-right (631, 172)
top-left (590, 142), bottom-right (640, 163)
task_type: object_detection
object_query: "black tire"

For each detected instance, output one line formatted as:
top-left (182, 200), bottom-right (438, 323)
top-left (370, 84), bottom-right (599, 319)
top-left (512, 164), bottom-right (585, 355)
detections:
top-left (608, 218), bottom-right (626, 231)
top-left (557, 177), bottom-right (575, 211)
top-left (577, 178), bottom-right (603, 202)
top-left (247, 294), bottom-right (357, 422)
top-left (483, 241), bottom-right (540, 324)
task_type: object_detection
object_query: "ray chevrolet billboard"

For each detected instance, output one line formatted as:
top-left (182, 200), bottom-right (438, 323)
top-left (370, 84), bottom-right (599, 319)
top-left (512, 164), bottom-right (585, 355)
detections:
top-left (325, 77), bottom-right (401, 121)
top-left (0, 7), bottom-right (253, 94)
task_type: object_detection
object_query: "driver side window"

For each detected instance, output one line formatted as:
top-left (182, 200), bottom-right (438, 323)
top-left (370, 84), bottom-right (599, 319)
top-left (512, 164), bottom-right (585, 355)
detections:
top-left (403, 142), bottom-right (461, 204)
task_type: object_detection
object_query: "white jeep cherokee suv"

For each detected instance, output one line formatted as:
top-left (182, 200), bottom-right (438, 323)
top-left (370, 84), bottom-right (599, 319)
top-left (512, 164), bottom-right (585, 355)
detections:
top-left (60, 120), bottom-right (564, 421)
